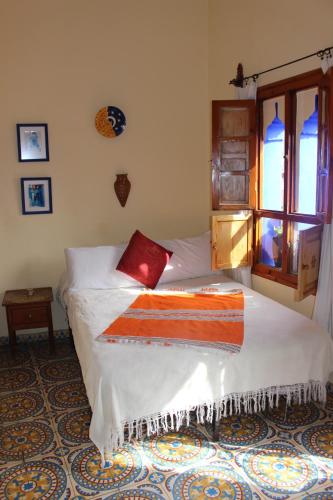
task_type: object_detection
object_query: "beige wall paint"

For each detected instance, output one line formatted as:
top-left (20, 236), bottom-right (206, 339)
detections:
top-left (209, 0), bottom-right (333, 316)
top-left (1, 0), bottom-right (331, 337)
top-left (0, 0), bottom-right (209, 335)
top-left (209, 0), bottom-right (333, 98)
top-left (252, 275), bottom-right (315, 318)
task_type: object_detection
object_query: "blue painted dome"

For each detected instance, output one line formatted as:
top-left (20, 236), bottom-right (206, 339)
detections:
top-left (300, 95), bottom-right (318, 138)
top-left (265, 103), bottom-right (284, 143)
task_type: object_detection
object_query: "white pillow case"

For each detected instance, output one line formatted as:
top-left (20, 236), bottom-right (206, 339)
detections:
top-left (65, 231), bottom-right (221, 290)
top-left (158, 231), bottom-right (220, 284)
top-left (65, 245), bottom-right (139, 289)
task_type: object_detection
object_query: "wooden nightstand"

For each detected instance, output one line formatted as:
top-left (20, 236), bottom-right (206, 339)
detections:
top-left (2, 287), bottom-right (55, 355)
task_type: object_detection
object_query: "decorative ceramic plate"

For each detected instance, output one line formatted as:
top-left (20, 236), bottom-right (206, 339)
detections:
top-left (95, 106), bottom-right (126, 138)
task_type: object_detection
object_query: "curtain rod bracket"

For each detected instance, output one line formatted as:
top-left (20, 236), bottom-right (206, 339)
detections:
top-left (229, 63), bottom-right (244, 87)
top-left (317, 48), bottom-right (332, 59)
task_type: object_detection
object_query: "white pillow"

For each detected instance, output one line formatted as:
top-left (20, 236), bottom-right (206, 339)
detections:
top-left (65, 245), bottom-right (140, 289)
top-left (64, 231), bottom-right (221, 290)
top-left (158, 231), bottom-right (221, 284)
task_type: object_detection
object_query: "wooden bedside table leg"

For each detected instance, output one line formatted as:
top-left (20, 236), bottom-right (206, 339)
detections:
top-left (9, 327), bottom-right (16, 356)
top-left (5, 308), bottom-right (16, 356)
top-left (47, 304), bottom-right (55, 354)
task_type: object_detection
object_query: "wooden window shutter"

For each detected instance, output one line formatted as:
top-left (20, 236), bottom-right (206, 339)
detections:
top-left (295, 225), bottom-right (322, 301)
top-left (211, 213), bottom-right (253, 270)
top-left (317, 69), bottom-right (333, 223)
top-left (212, 100), bottom-right (257, 210)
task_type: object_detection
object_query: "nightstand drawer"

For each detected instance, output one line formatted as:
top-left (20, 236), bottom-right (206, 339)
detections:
top-left (10, 306), bottom-right (49, 327)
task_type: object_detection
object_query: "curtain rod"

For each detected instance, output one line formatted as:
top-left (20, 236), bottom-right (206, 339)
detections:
top-left (229, 45), bottom-right (333, 87)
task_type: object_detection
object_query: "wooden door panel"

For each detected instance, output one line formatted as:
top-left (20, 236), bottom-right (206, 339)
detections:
top-left (212, 100), bottom-right (257, 210)
top-left (219, 175), bottom-right (249, 204)
top-left (219, 107), bottom-right (250, 137)
top-left (295, 225), bottom-right (322, 301)
top-left (211, 213), bottom-right (253, 270)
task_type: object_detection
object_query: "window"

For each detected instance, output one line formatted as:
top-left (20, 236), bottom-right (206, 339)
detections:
top-left (254, 69), bottom-right (332, 289)
top-left (211, 69), bottom-right (333, 299)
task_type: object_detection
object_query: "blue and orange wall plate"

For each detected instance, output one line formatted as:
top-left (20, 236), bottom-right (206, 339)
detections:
top-left (95, 106), bottom-right (126, 138)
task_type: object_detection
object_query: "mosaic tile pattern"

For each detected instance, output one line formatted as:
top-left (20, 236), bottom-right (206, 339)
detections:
top-left (0, 459), bottom-right (68, 499)
top-left (0, 337), bottom-right (333, 499)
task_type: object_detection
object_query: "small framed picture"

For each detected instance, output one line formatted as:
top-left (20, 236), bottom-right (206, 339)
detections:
top-left (21, 177), bottom-right (53, 215)
top-left (16, 123), bottom-right (49, 162)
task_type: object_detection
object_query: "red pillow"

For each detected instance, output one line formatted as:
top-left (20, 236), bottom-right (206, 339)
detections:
top-left (116, 230), bottom-right (173, 289)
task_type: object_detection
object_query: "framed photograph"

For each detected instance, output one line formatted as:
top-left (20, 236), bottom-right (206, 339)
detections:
top-left (16, 123), bottom-right (49, 162)
top-left (21, 177), bottom-right (53, 215)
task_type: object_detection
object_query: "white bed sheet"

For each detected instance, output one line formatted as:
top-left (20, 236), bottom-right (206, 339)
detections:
top-left (64, 275), bottom-right (333, 457)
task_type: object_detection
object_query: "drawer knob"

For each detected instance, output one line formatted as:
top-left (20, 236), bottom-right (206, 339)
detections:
top-left (28, 313), bottom-right (32, 319)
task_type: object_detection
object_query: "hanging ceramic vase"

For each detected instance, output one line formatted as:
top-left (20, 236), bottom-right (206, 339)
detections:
top-left (114, 174), bottom-right (131, 207)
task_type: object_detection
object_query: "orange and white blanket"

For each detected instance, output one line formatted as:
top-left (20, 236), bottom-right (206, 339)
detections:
top-left (98, 290), bottom-right (244, 353)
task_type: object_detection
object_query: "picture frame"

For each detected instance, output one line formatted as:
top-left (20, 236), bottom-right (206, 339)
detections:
top-left (20, 177), bottom-right (53, 215)
top-left (16, 123), bottom-right (49, 162)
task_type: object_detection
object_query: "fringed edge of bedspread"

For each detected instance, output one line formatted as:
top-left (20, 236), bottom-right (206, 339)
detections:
top-left (98, 380), bottom-right (327, 465)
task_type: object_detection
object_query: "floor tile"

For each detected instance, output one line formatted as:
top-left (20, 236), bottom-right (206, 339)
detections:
top-left (0, 366), bottom-right (38, 394)
top-left (0, 387), bottom-right (46, 423)
top-left (0, 455), bottom-right (69, 499)
top-left (1, 338), bottom-right (333, 499)
top-left (0, 417), bottom-right (57, 464)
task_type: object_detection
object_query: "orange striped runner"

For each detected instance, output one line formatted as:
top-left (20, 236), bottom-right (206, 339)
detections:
top-left (98, 291), bottom-right (244, 353)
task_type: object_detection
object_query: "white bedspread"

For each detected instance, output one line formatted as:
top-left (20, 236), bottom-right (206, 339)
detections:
top-left (64, 275), bottom-right (333, 458)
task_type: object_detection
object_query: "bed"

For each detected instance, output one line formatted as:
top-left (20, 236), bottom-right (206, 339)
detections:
top-left (59, 242), bottom-right (333, 463)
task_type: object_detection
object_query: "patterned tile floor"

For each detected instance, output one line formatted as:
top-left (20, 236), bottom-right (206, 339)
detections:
top-left (0, 338), bottom-right (333, 499)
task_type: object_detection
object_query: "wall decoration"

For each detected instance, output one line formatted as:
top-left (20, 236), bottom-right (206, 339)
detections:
top-left (16, 124), bottom-right (49, 162)
top-left (20, 177), bottom-right (53, 215)
top-left (114, 174), bottom-right (131, 207)
top-left (95, 106), bottom-right (126, 138)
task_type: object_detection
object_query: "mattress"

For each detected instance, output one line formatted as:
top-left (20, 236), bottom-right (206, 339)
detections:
top-left (63, 275), bottom-right (333, 459)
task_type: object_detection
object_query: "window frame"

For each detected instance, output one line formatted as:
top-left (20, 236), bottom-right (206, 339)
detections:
top-left (253, 69), bottom-right (327, 288)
